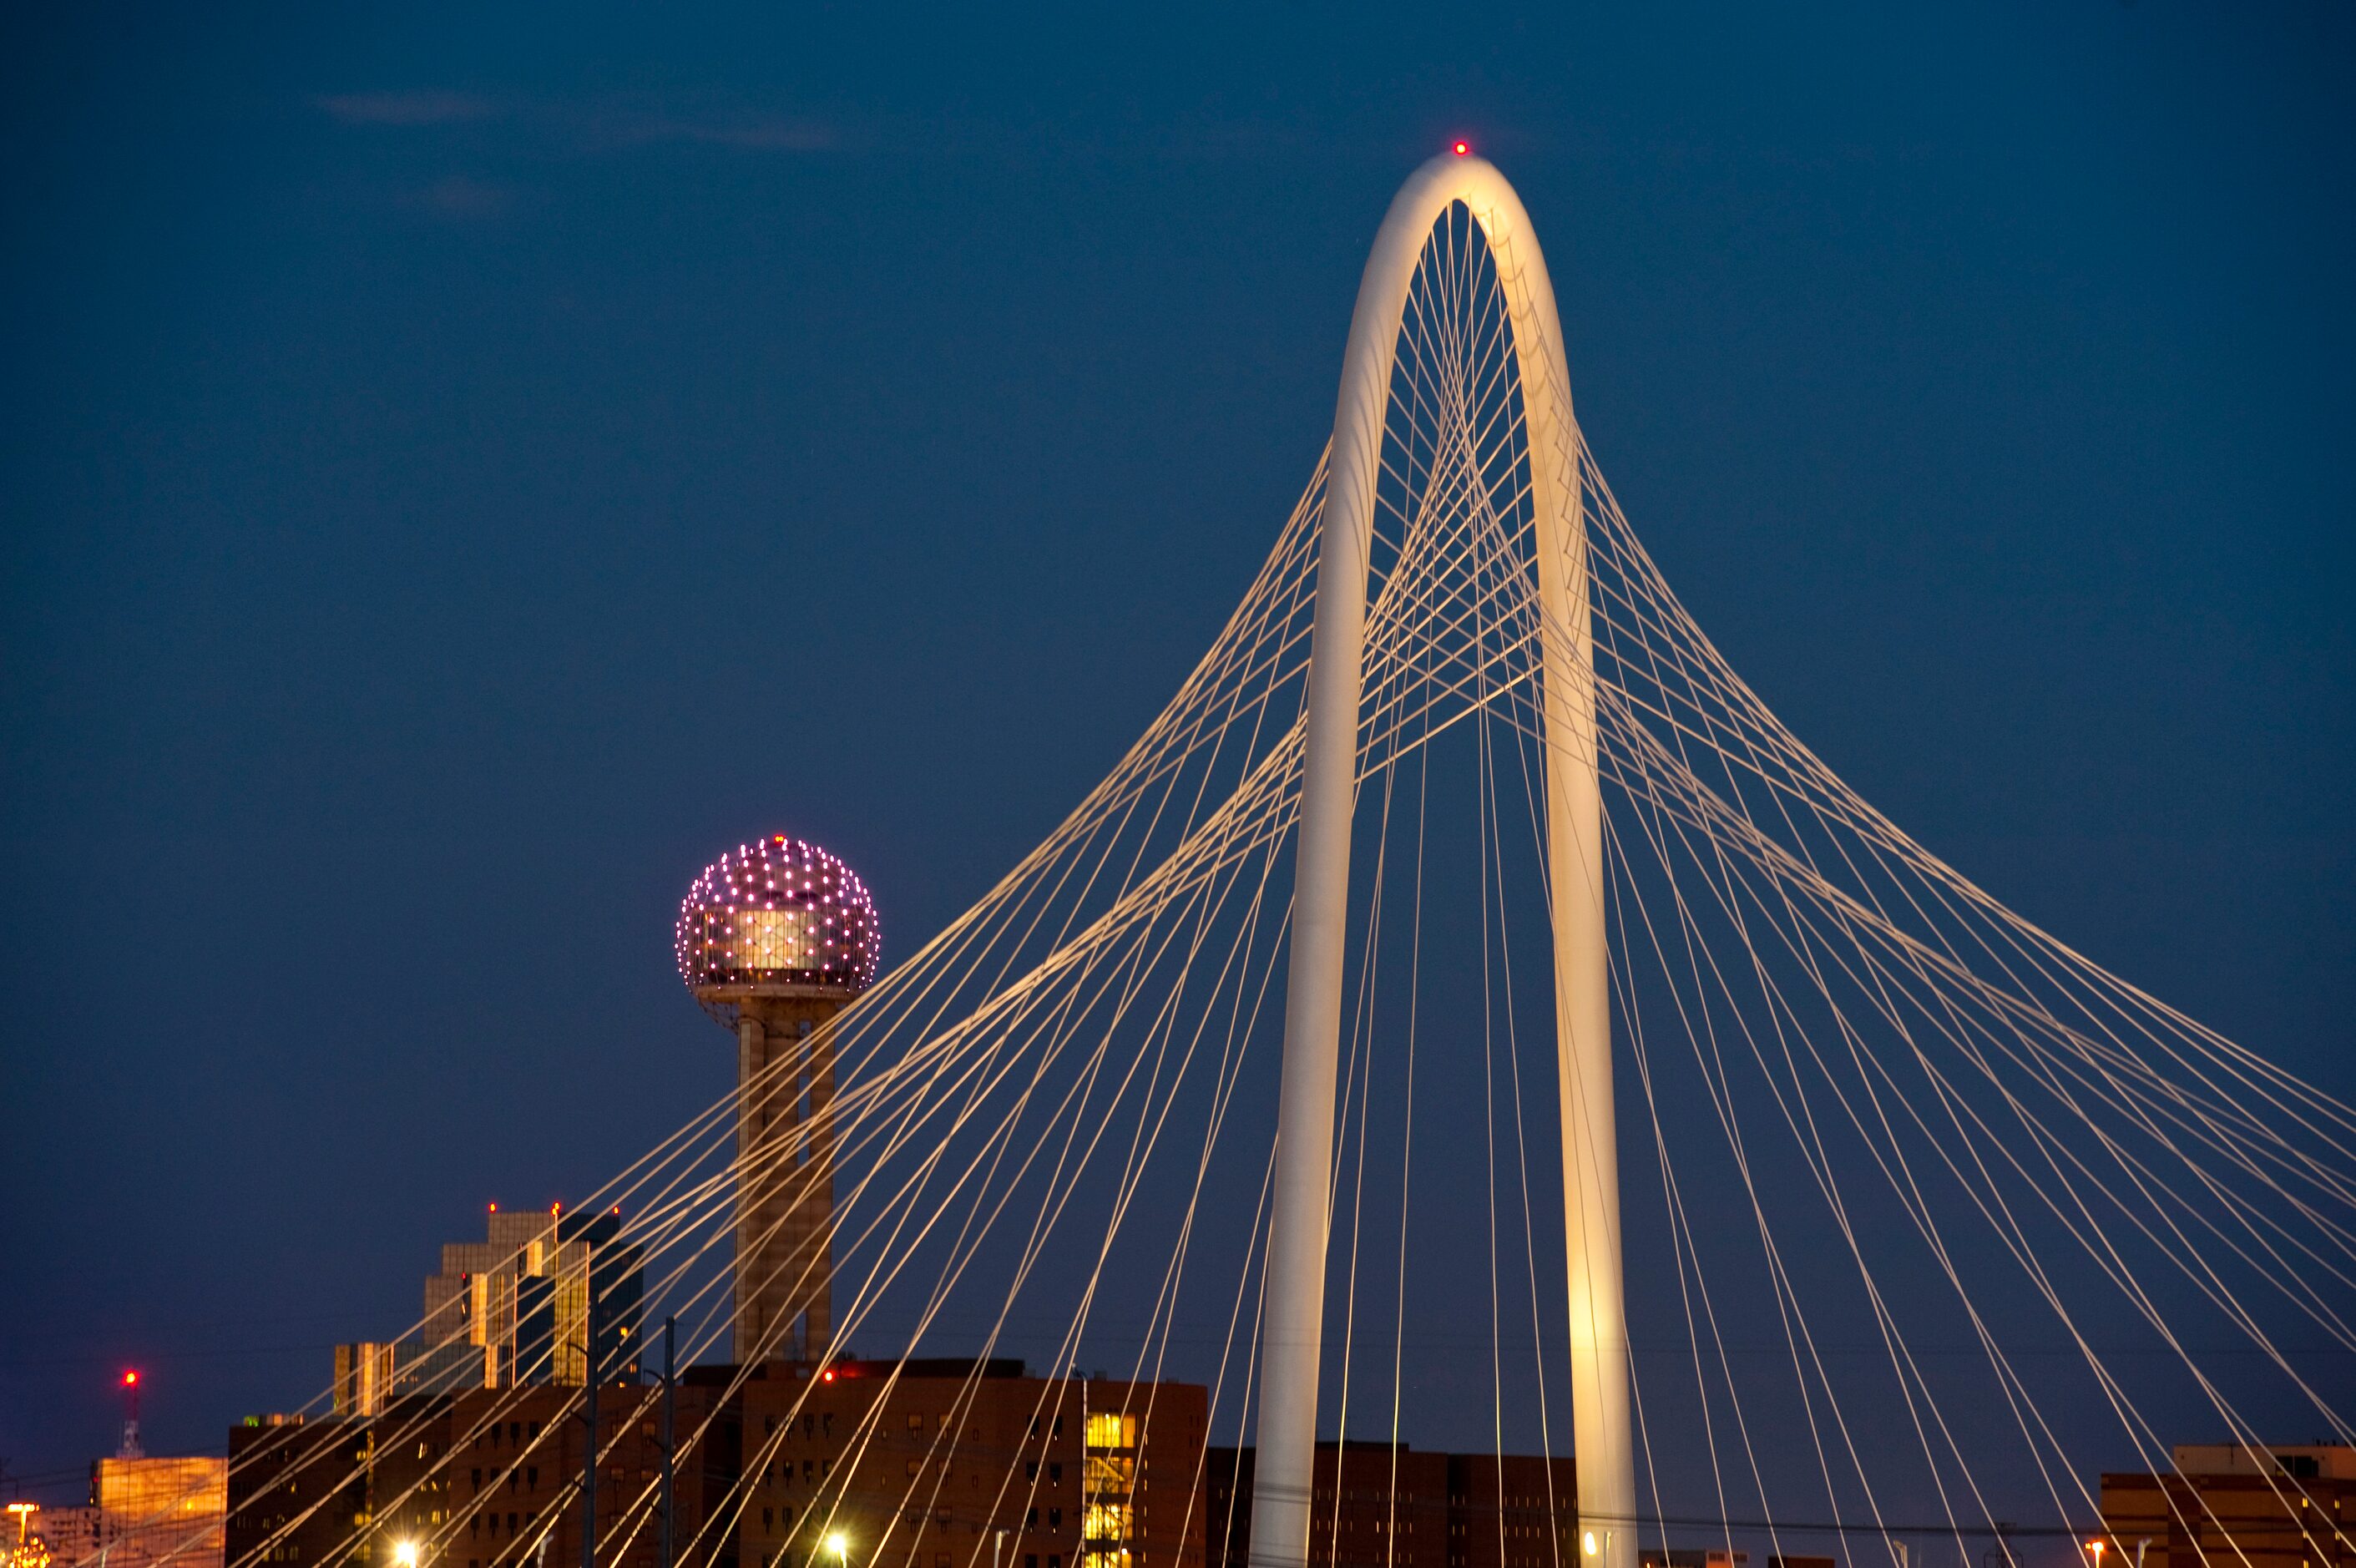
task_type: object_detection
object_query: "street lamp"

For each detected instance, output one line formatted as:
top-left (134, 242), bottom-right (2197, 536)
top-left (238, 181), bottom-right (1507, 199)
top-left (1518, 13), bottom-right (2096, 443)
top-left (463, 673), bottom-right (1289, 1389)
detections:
top-left (825, 1533), bottom-right (849, 1568)
top-left (393, 1541), bottom-right (420, 1568)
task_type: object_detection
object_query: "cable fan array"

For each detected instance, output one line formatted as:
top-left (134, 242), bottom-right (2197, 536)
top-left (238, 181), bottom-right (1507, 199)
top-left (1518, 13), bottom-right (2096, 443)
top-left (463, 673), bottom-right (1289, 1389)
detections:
top-left (91, 200), bottom-right (2353, 1568)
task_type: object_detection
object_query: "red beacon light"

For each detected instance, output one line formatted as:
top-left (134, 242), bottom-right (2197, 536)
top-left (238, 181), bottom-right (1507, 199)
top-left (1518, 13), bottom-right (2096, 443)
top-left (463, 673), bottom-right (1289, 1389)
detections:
top-left (122, 1370), bottom-right (139, 1388)
top-left (1451, 139), bottom-right (1470, 156)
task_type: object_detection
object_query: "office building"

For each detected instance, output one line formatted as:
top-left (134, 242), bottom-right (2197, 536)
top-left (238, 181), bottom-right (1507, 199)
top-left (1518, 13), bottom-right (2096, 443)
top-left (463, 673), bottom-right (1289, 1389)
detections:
top-left (29, 1457), bottom-right (229, 1568)
top-left (2101, 1444), bottom-right (2355, 1568)
top-left (1207, 1444), bottom-right (1579, 1568)
top-left (230, 1360), bottom-right (1205, 1568)
top-left (336, 1204), bottom-right (646, 1414)
top-left (333, 1341), bottom-right (490, 1420)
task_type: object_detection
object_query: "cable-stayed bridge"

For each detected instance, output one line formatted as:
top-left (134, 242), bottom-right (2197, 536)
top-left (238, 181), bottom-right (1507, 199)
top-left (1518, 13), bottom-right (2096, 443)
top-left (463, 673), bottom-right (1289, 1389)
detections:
top-left (84, 154), bottom-right (2356, 1568)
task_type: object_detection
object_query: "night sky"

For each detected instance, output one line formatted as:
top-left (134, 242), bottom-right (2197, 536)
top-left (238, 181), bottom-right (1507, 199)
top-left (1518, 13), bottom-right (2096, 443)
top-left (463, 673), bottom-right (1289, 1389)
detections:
top-left (4, 0), bottom-right (2351, 1512)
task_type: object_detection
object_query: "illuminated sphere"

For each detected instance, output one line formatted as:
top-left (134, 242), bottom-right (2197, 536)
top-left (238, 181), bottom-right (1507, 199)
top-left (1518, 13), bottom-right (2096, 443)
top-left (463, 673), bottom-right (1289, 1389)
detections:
top-left (675, 835), bottom-right (881, 1002)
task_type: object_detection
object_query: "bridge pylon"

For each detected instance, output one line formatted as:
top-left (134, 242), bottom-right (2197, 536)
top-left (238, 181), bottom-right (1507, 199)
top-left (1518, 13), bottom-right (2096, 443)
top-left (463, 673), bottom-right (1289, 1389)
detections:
top-left (1250, 151), bottom-right (1634, 1568)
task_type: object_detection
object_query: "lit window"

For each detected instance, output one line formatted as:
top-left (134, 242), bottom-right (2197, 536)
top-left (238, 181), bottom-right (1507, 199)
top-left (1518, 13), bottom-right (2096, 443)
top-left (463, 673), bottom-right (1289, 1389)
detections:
top-left (1083, 1415), bottom-right (1136, 1450)
top-left (730, 908), bottom-right (823, 970)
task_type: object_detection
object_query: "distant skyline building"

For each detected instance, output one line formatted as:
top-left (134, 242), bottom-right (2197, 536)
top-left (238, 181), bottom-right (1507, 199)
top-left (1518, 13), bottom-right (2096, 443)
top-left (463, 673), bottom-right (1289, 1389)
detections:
top-left (229, 1358), bottom-right (1205, 1568)
top-left (26, 1455), bottom-right (228, 1568)
top-left (335, 1202), bottom-right (645, 1416)
top-left (2101, 1443), bottom-right (2355, 1568)
top-left (330, 1338), bottom-right (485, 1418)
top-left (1206, 1443), bottom-right (1582, 1568)
top-left (676, 833), bottom-right (880, 1367)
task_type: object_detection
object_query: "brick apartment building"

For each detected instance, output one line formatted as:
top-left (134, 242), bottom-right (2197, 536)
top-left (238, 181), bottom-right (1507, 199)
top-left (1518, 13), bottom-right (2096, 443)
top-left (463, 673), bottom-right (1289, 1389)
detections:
top-left (228, 1361), bottom-right (1204, 1568)
top-left (2101, 1444), bottom-right (2354, 1568)
top-left (1206, 1444), bottom-right (1579, 1568)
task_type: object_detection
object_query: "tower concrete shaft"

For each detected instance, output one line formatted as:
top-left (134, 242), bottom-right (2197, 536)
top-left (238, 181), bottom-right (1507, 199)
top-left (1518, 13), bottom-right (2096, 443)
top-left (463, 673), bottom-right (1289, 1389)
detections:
top-left (732, 995), bottom-right (841, 1365)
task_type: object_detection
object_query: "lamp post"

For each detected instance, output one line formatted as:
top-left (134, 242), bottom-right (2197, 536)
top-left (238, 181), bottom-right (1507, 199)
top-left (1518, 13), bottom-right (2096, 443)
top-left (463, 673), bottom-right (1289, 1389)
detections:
top-left (569, 1344), bottom-right (598, 1568)
top-left (660, 1318), bottom-right (676, 1568)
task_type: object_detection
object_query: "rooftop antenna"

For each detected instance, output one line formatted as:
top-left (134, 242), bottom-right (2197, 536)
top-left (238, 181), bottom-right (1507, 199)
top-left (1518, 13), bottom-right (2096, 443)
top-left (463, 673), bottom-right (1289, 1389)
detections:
top-left (117, 1371), bottom-right (144, 1459)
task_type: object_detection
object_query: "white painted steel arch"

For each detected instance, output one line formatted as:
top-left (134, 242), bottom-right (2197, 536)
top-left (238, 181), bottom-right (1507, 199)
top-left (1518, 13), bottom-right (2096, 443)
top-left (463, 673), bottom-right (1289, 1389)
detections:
top-left (1249, 154), bottom-right (1633, 1568)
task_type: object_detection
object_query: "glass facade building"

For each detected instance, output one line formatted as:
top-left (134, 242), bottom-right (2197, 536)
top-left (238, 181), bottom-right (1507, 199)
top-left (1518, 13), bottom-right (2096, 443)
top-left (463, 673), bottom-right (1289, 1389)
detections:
top-left (336, 1205), bottom-right (643, 1416)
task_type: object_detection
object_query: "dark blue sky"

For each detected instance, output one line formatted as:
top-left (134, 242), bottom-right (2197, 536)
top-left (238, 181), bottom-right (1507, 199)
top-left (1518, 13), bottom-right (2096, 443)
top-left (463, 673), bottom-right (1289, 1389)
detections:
top-left (4, 0), bottom-right (2350, 1504)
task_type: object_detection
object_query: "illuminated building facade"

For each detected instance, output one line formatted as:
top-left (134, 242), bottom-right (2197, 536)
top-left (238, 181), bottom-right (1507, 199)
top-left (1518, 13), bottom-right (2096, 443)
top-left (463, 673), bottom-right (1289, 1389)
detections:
top-left (677, 836), bottom-right (882, 1368)
top-left (424, 1205), bottom-right (646, 1390)
top-left (98, 1458), bottom-right (230, 1568)
top-left (335, 1205), bottom-right (645, 1415)
top-left (229, 1361), bottom-right (1205, 1568)
top-left (2101, 1444), bottom-right (2356, 1568)
top-left (332, 1342), bottom-right (486, 1419)
top-left (724, 1361), bottom-right (1203, 1568)
top-left (30, 1458), bottom-right (230, 1568)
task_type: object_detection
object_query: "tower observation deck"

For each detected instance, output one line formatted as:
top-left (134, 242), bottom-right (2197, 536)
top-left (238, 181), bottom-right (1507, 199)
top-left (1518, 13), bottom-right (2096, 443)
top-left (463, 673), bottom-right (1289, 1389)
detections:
top-left (676, 833), bottom-right (880, 1366)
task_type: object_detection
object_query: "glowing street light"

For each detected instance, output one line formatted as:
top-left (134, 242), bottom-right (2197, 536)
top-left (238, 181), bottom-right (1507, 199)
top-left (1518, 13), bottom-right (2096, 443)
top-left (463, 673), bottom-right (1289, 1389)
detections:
top-left (2086, 1543), bottom-right (2106, 1568)
top-left (392, 1542), bottom-right (420, 1568)
top-left (825, 1533), bottom-right (849, 1568)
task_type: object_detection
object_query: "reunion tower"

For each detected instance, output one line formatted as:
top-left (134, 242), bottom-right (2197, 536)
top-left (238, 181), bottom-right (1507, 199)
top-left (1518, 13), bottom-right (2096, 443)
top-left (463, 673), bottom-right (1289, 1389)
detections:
top-left (676, 834), bottom-right (880, 1366)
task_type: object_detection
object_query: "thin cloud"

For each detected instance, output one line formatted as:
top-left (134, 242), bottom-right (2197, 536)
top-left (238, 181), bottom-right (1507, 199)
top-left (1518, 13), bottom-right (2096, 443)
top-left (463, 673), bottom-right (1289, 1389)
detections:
top-left (311, 89), bottom-right (835, 154)
top-left (678, 116), bottom-right (834, 152)
top-left (601, 110), bottom-right (836, 154)
top-left (406, 175), bottom-right (511, 219)
top-left (316, 90), bottom-right (496, 127)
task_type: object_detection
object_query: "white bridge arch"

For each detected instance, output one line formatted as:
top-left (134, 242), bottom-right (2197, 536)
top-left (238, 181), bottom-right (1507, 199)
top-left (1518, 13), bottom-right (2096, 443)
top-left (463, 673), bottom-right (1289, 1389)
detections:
top-left (1251, 153), bottom-right (1635, 1568)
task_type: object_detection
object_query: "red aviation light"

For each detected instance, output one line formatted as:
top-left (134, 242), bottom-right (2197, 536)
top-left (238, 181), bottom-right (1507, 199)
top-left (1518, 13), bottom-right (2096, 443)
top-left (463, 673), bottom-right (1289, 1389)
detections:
top-left (822, 1368), bottom-right (836, 1383)
top-left (1451, 140), bottom-right (1470, 155)
top-left (122, 1370), bottom-right (139, 1388)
